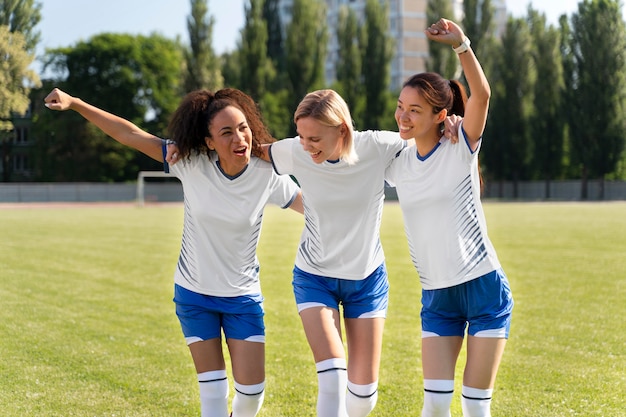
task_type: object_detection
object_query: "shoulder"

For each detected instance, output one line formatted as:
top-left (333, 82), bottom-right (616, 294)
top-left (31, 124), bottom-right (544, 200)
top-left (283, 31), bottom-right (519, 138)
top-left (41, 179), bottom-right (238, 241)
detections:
top-left (170, 151), bottom-right (207, 176)
top-left (271, 137), bottom-right (298, 149)
top-left (249, 156), bottom-right (274, 171)
top-left (356, 130), bottom-right (403, 147)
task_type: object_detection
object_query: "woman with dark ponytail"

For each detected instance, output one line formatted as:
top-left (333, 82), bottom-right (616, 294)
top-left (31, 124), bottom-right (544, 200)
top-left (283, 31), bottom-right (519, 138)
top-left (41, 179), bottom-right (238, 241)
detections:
top-left (386, 18), bottom-right (513, 417)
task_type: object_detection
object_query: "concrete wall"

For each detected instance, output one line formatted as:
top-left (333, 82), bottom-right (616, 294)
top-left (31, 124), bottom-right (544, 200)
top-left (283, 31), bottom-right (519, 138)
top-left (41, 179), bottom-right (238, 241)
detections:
top-left (0, 182), bottom-right (183, 203)
top-left (1, 180), bottom-right (625, 203)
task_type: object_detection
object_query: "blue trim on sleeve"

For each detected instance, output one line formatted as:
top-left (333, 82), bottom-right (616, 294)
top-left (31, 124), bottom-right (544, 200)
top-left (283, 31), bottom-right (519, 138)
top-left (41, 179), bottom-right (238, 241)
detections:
top-left (161, 141), bottom-right (170, 173)
top-left (283, 189), bottom-right (299, 209)
top-left (461, 124), bottom-right (482, 155)
top-left (268, 144), bottom-right (281, 175)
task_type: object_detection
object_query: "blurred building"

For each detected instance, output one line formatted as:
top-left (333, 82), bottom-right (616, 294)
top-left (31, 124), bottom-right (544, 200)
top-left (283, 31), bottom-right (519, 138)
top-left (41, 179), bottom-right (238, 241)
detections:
top-left (277, 0), bottom-right (506, 90)
top-left (1, 105), bottom-right (34, 181)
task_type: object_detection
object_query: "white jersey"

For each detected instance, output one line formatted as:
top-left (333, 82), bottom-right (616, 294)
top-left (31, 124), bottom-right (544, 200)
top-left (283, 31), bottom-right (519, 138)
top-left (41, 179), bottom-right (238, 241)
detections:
top-left (385, 126), bottom-right (501, 290)
top-left (270, 130), bottom-right (405, 280)
top-left (170, 153), bottom-right (299, 297)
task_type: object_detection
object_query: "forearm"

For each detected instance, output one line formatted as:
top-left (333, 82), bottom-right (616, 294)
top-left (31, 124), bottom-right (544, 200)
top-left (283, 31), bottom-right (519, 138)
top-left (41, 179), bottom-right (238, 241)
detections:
top-left (69, 98), bottom-right (163, 161)
top-left (459, 48), bottom-right (490, 104)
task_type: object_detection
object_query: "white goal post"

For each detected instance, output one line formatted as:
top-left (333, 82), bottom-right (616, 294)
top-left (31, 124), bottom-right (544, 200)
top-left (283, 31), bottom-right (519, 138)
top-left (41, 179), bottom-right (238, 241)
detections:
top-left (136, 171), bottom-right (176, 206)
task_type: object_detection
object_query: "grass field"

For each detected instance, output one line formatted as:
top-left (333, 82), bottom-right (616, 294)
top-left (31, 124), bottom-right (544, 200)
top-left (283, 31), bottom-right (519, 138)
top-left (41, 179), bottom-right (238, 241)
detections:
top-left (1, 201), bottom-right (625, 416)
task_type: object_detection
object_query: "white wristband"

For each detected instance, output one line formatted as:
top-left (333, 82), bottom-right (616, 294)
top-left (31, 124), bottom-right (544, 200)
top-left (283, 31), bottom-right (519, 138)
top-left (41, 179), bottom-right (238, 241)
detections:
top-left (453, 37), bottom-right (471, 54)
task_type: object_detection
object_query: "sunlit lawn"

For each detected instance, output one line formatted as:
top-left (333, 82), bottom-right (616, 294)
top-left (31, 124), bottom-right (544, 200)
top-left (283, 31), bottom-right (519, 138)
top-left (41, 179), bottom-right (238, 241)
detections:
top-left (1, 202), bottom-right (624, 416)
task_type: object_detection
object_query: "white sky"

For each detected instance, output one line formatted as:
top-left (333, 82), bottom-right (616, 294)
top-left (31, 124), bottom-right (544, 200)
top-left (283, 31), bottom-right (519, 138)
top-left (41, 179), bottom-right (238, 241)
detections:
top-left (35, 0), bottom-right (625, 71)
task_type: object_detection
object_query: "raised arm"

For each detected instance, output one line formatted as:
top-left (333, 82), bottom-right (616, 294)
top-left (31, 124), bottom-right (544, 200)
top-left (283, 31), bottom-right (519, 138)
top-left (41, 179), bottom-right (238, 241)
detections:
top-left (44, 88), bottom-right (164, 161)
top-left (425, 19), bottom-right (490, 151)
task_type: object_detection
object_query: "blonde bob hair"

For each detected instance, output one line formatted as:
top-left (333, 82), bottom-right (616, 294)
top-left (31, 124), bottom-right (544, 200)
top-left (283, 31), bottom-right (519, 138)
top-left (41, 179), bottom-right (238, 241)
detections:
top-left (294, 89), bottom-right (359, 165)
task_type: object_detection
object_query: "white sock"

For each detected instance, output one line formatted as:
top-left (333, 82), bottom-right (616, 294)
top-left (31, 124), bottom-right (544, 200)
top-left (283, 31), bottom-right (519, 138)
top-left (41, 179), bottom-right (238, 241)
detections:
top-left (316, 358), bottom-right (348, 417)
top-left (232, 380), bottom-right (265, 417)
top-left (422, 379), bottom-right (454, 417)
top-left (461, 386), bottom-right (493, 417)
top-left (198, 370), bottom-right (229, 417)
top-left (346, 380), bottom-right (378, 417)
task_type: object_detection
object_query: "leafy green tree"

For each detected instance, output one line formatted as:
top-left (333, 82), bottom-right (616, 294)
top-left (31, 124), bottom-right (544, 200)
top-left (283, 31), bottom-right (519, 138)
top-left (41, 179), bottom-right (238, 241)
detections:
top-left (0, 1), bottom-right (41, 181)
top-left (221, 50), bottom-right (241, 87)
top-left (483, 17), bottom-right (534, 196)
top-left (259, 89), bottom-right (291, 140)
top-left (0, 26), bottom-right (39, 181)
top-left (426, 0), bottom-right (458, 79)
top-left (239, 0), bottom-right (290, 139)
top-left (0, 0), bottom-right (41, 52)
top-left (565, 0), bottom-right (626, 199)
top-left (461, 0), bottom-right (494, 56)
top-left (527, 7), bottom-right (565, 198)
top-left (461, 0), bottom-right (497, 92)
top-left (334, 6), bottom-right (363, 119)
top-left (558, 14), bottom-right (577, 180)
top-left (35, 33), bottom-right (184, 181)
top-left (285, 0), bottom-right (327, 131)
top-left (184, 0), bottom-right (222, 92)
top-left (361, 0), bottom-right (394, 130)
top-left (239, 0), bottom-right (269, 100)
top-left (263, 0), bottom-right (285, 80)
top-left (0, 25), bottom-right (38, 129)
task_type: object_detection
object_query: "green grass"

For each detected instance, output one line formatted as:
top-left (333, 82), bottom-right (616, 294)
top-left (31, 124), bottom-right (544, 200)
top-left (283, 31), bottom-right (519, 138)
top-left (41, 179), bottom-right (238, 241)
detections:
top-left (1, 202), bottom-right (625, 416)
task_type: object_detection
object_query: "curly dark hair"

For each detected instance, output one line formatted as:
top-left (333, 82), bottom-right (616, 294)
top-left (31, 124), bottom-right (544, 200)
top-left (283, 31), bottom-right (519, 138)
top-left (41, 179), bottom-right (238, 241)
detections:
top-left (167, 88), bottom-right (275, 160)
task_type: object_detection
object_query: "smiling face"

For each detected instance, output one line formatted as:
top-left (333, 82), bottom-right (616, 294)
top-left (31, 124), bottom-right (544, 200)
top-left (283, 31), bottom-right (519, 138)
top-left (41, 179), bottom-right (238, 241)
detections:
top-left (296, 116), bottom-right (345, 164)
top-left (395, 86), bottom-right (446, 142)
top-left (205, 105), bottom-right (252, 176)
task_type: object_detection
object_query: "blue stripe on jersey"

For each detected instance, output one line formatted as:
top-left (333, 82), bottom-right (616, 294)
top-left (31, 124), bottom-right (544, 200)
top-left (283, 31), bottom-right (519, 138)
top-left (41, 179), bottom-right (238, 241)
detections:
top-left (242, 212), bottom-right (263, 264)
top-left (299, 203), bottom-right (324, 269)
top-left (177, 199), bottom-right (198, 285)
top-left (453, 175), bottom-right (487, 276)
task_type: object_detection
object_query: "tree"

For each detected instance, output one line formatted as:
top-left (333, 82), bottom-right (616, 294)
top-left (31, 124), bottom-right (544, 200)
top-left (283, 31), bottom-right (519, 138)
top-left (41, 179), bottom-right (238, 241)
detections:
top-left (221, 49), bottom-right (241, 87)
top-left (361, 0), bottom-right (394, 130)
top-left (483, 17), bottom-right (534, 197)
top-left (285, 0), bottom-right (327, 132)
top-left (0, 1), bottom-right (41, 181)
top-left (0, 25), bottom-right (39, 181)
top-left (527, 7), bottom-right (565, 198)
top-left (0, 0), bottom-right (41, 52)
top-left (461, 0), bottom-right (497, 92)
top-left (334, 6), bottom-right (362, 118)
top-left (184, 0), bottom-right (222, 92)
top-left (565, 0), bottom-right (626, 199)
top-left (35, 33), bottom-right (184, 181)
top-left (239, 0), bottom-right (269, 100)
top-left (263, 0), bottom-right (285, 80)
top-left (461, 0), bottom-right (494, 56)
top-left (426, 0), bottom-right (458, 79)
top-left (0, 25), bottom-right (38, 129)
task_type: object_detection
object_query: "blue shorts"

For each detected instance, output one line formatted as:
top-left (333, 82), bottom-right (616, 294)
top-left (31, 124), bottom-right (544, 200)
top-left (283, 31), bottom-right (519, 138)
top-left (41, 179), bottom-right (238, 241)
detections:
top-left (292, 263), bottom-right (389, 319)
top-left (421, 269), bottom-right (513, 338)
top-left (173, 284), bottom-right (265, 345)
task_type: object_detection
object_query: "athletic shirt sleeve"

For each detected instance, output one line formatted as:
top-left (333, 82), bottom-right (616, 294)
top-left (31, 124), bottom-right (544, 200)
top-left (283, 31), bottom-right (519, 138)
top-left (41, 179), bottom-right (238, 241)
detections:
top-left (268, 168), bottom-right (300, 208)
top-left (269, 137), bottom-right (298, 175)
top-left (371, 130), bottom-right (406, 164)
top-left (378, 130), bottom-right (406, 188)
top-left (384, 149), bottom-right (406, 188)
top-left (168, 150), bottom-right (201, 181)
top-left (455, 123), bottom-right (483, 164)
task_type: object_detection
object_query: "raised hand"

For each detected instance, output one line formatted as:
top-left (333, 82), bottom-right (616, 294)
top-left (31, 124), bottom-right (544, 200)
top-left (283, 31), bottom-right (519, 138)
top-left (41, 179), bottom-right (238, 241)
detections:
top-left (44, 88), bottom-right (75, 111)
top-left (425, 18), bottom-right (466, 48)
